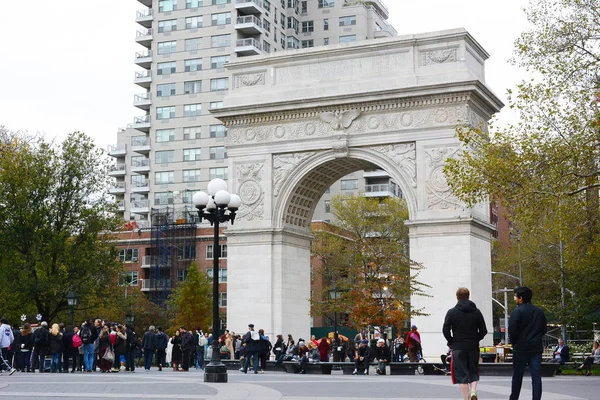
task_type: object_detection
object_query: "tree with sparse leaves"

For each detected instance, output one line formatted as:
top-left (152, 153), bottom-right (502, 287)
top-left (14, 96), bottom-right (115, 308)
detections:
top-left (310, 195), bottom-right (428, 331)
top-left (444, 0), bottom-right (600, 328)
top-left (166, 262), bottom-right (212, 332)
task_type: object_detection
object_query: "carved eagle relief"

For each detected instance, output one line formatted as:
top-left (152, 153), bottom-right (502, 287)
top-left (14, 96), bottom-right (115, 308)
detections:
top-left (320, 109), bottom-right (361, 130)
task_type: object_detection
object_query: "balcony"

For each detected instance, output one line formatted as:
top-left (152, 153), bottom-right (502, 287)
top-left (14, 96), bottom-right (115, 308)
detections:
top-left (135, 28), bottom-right (153, 48)
top-left (141, 279), bottom-right (171, 292)
top-left (134, 51), bottom-right (152, 69)
top-left (131, 158), bottom-right (150, 173)
top-left (141, 256), bottom-right (157, 269)
top-left (137, 0), bottom-right (152, 7)
top-left (368, 0), bottom-right (389, 19)
top-left (134, 92), bottom-right (152, 110)
top-left (108, 163), bottom-right (126, 176)
top-left (131, 179), bottom-right (150, 193)
top-left (131, 136), bottom-right (151, 153)
top-left (134, 71), bottom-right (152, 88)
top-left (135, 8), bottom-right (153, 28)
top-left (116, 200), bottom-right (125, 211)
top-left (364, 184), bottom-right (396, 198)
top-left (107, 144), bottom-right (127, 157)
top-left (130, 115), bottom-right (151, 132)
top-left (235, 15), bottom-right (262, 34)
top-left (363, 170), bottom-right (390, 178)
top-left (131, 199), bottom-right (150, 214)
top-left (108, 181), bottom-right (126, 194)
top-left (235, 0), bottom-right (263, 15)
top-left (234, 38), bottom-right (263, 56)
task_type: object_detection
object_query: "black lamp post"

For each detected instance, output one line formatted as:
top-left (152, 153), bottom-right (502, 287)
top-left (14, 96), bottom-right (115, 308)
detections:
top-left (125, 313), bottom-right (135, 325)
top-left (329, 289), bottom-right (340, 362)
top-left (193, 178), bottom-right (241, 383)
top-left (66, 289), bottom-right (78, 328)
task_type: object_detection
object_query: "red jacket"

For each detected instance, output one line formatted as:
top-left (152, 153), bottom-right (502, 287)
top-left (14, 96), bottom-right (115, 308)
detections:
top-left (406, 330), bottom-right (421, 349)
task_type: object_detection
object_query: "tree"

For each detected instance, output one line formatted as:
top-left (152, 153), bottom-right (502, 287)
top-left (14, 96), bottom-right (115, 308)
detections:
top-left (310, 195), bottom-right (428, 331)
top-left (0, 130), bottom-right (123, 323)
top-left (444, 0), bottom-right (600, 328)
top-left (166, 262), bottom-right (212, 332)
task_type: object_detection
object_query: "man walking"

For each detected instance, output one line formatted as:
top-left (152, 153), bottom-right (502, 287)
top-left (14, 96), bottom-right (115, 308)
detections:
top-left (239, 324), bottom-right (260, 374)
top-left (442, 287), bottom-right (488, 400)
top-left (0, 318), bottom-right (16, 375)
top-left (155, 326), bottom-right (168, 371)
top-left (508, 286), bottom-right (547, 400)
top-left (141, 326), bottom-right (157, 371)
top-left (80, 321), bottom-right (94, 373)
top-left (180, 327), bottom-right (193, 371)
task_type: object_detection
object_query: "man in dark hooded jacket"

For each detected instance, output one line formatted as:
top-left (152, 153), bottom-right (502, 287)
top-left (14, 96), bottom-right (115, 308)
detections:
top-left (443, 287), bottom-right (487, 400)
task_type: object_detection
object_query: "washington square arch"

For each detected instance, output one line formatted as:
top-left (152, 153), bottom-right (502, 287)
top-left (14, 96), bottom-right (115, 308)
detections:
top-left (212, 29), bottom-right (503, 357)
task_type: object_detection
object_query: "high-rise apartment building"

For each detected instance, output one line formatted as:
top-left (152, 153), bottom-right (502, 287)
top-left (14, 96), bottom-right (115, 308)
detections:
top-left (108, 0), bottom-right (396, 225)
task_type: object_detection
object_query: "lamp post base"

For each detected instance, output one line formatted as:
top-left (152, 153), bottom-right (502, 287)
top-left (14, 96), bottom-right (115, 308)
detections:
top-left (204, 363), bottom-right (228, 383)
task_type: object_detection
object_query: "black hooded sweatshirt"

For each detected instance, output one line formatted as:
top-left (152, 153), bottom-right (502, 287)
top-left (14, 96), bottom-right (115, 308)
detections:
top-left (442, 299), bottom-right (488, 351)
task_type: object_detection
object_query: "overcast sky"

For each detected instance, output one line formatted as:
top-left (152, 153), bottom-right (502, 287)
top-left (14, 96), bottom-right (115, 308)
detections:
top-left (0, 0), bottom-right (529, 150)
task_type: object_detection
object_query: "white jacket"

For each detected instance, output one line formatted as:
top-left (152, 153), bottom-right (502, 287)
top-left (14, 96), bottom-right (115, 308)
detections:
top-left (0, 323), bottom-right (14, 349)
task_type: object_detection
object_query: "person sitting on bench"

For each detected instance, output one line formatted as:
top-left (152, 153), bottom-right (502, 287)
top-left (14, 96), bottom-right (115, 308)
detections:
top-left (577, 340), bottom-right (600, 376)
top-left (353, 340), bottom-right (371, 375)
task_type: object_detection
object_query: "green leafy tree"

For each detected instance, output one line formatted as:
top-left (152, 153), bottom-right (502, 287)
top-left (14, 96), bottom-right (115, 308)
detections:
top-left (0, 130), bottom-right (123, 323)
top-left (444, 0), bottom-right (600, 328)
top-left (166, 262), bottom-right (212, 332)
top-left (310, 195), bottom-right (428, 331)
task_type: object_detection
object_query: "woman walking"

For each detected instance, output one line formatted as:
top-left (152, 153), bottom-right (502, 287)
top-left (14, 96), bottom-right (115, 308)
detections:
top-left (20, 324), bottom-right (33, 372)
top-left (170, 330), bottom-right (182, 371)
top-left (48, 324), bottom-right (63, 373)
top-left (98, 326), bottom-right (112, 373)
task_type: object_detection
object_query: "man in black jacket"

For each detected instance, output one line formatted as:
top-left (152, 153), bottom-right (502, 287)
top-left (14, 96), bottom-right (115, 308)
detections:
top-left (375, 339), bottom-right (391, 375)
top-left (442, 287), bottom-right (488, 400)
top-left (508, 286), bottom-right (547, 400)
top-left (141, 326), bottom-right (157, 371)
top-left (180, 327), bottom-right (193, 371)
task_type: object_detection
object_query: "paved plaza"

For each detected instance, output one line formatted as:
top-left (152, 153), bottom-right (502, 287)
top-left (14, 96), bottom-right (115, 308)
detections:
top-left (0, 369), bottom-right (596, 400)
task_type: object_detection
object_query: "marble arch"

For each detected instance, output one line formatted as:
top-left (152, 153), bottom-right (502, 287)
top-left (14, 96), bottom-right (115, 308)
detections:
top-left (213, 29), bottom-right (503, 356)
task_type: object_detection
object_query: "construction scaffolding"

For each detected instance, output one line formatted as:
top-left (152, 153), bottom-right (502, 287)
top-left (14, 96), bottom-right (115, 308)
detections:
top-left (148, 204), bottom-right (197, 304)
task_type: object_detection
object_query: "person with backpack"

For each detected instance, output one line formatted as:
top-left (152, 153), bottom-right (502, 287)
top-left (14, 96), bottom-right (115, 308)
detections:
top-left (239, 324), bottom-right (260, 374)
top-left (31, 321), bottom-right (49, 373)
top-left (0, 318), bottom-right (15, 375)
top-left (79, 321), bottom-right (94, 373)
top-left (155, 326), bottom-right (168, 371)
top-left (63, 326), bottom-right (80, 373)
top-left (125, 324), bottom-right (138, 372)
top-left (406, 325), bottom-right (422, 362)
top-left (196, 330), bottom-right (207, 370)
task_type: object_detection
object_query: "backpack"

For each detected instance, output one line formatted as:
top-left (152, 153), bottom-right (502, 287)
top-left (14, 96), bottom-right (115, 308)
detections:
top-left (198, 335), bottom-right (207, 347)
top-left (80, 326), bottom-right (92, 344)
top-left (33, 329), bottom-right (47, 346)
top-left (250, 330), bottom-right (260, 341)
top-left (72, 334), bottom-right (83, 348)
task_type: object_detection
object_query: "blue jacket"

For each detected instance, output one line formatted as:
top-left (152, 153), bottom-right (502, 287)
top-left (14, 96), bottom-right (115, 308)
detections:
top-left (508, 302), bottom-right (547, 353)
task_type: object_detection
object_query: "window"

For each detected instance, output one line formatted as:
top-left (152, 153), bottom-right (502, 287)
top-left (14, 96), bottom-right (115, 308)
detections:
top-left (131, 175), bottom-right (146, 186)
top-left (339, 15), bottom-right (356, 27)
top-left (185, 38), bottom-right (202, 51)
top-left (210, 124), bottom-right (227, 138)
top-left (158, 19), bottom-right (177, 33)
top-left (212, 12), bottom-right (231, 26)
top-left (186, 0), bottom-right (203, 8)
top-left (184, 80), bottom-right (202, 94)
top-left (318, 0), bottom-right (334, 8)
top-left (209, 146), bottom-right (227, 159)
top-left (154, 191), bottom-right (174, 205)
top-left (178, 246), bottom-right (195, 261)
top-left (130, 156), bottom-right (146, 169)
top-left (341, 179), bottom-right (358, 190)
top-left (182, 190), bottom-right (196, 204)
top-left (280, 33), bottom-right (286, 48)
top-left (211, 34), bottom-right (231, 48)
top-left (186, 16), bottom-right (203, 29)
top-left (339, 35), bottom-right (356, 44)
top-left (185, 58), bottom-right (202, 72)
top-left (119, 248), bottom-right (139, 263)
top-left (159, 0), bottom-right (177, 12)
top-left (206, 244), bottom-right (227, 259)
top-left (264, 0), bottom-right (271, 12)
top-left (176, 269), bottom-right (187, 282)
top-left (119, 271), bottom-right (139, 286)
top-left (183, 148), bottom-right (201, 161)
top-left (286, 36), bottom-right (299, 49)
top-left (324, 18), bottom-right (329, 30)
top-left (156, 106), bottom-right (175, 120)
top-left (157, 61), bottom-right (176, 75)
top-left (324, 200), bottom-right (331, 213)
top-left (210, 78), bottom-right (229, 91)
top-left (301, 21), bottom-right (313, 33)
top-left (211, 55), bottom-right (230, 69)
top-left (209, 167), bottom-right (228, 180)
top-left (183, 103), bottom-right (202, 117)
top-left (157, 83), bottom-right (176, 97)
top-left (184, 126), bottom-right (201, 140)
top-left (219, 292), bottom-right (227, 307)
top-left (280, 12), bottom-right (286, 29)
top-left (155, 150), bottom-right (174, 164)
top-left (324, 37), bottom-right (329, 45)
top-left (183, 169), bottom-right (201, 182)
top-left (210, 101), bottom-right (224, 109)
top-left (206, 268), bottom-right (228, 283)
top-left (301, 40), bottom-right (313, 48)
top-left (324, 186), bottom-right (331, 194)
top-left (212, 0), bottom-right (231, 4)
top-left (287, 17), bottom-right (299, 31)
top-left (158, 41), bottom-right (176, 54)
top-left (156, 129), bottom-right (175, 142)
top-left (301, 1), bottom-right (307, 13)
top-left (155, 171), bottom-right (174, 184)
top-left (263, 19), bottom-right (271, 32)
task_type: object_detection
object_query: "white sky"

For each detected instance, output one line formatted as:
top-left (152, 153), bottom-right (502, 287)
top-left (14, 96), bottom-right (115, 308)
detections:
top-left (0, 0), bottom-right (529, 150)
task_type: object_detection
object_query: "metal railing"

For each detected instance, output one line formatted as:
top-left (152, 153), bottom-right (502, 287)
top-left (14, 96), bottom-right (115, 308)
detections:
top-left (111, 181), bottom-right (126, 190)
top-left (141, 279), bottom-right (171, 290)
top-left (142, 256), bottom-right (157, 266)
top-left (116, 200), bottom-right (125, 209)
top-left (132, 179), bottom-right (150, 188)
top-left (107, 144), bottom-right (126, 153)
top-left (109, 164), bottom-right (126, 173)
top-left (236, 15), bottom-right (262, 27)
top-left (235, 38), bottom-right (262, 49)
top-left (134, 93), bottom-right (151, 102)
top-left (236, 0), bottom-right (263, 7)
top-left (136, 28), bottom-right (152, 37)
top-left (135, 51), bottom-right (151, 59)
top-left (131, 200), bottom-right (149, 209)
top-left (365, 184), bottom-right (392, 192)
top-left (132, 136), bottom-right (150, 147)
top-left (132, 158), bottom-right (150, 168)
top-left (135, 71), bottom-right (151, 80)
top-left (133, 115), bottom-right (151, 125)
top-left (136, 9), bottom-right (153, 19)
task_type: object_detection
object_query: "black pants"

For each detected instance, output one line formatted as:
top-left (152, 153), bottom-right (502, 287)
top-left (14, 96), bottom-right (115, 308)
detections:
top-left (64, 353), bottom-right (77, 371)
top-left (0, 348), bottom-right (11, 371)
top-left (156, 349), bottom-right (166, 367)
top-left (260, 352), bottom-right (268, 371)
top-left (31, 348), bottom-right (47, 372)
top-left (181, 349), bottom-right (191, 370)
top-left (583, 356), bottom-right (596, 372)
top-left (354, 357), bottom-right (370, 373)
top-left (125, 349), bottom-right (136, 371)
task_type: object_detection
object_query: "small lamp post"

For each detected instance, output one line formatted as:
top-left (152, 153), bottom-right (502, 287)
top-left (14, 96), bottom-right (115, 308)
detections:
top-left (193, 178), bottom-right (241, 383)
top-left (66, 289), bottom-right (78, 328)
top-left (125, 313), bottom-right (135, 325)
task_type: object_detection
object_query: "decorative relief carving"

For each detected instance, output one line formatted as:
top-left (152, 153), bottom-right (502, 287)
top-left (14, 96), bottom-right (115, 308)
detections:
top-left (332, 134), bottom-right (349, 158)
top-left (422, 49), bottom-right (458, 66)
top-left (272, 152), bottom-right (315, 197)
top-left (320, 109), bottom-right (361, 131)
top-left (372, 143), bottom-right (417, 188)
top-left (425, 147), bottom-right (463, 210)
top-left (235, 72), bottom-right (265, 88)
top-left (236, 163), bottom-right (265, 221)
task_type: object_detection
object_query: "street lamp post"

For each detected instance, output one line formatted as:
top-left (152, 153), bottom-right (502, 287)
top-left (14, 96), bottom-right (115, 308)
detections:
top-left (66, 290), bottom-right (78, 328)
top-left (125, 313), bottom-right (135, 326)
top-left (193, 179), bottom-right (241, 383)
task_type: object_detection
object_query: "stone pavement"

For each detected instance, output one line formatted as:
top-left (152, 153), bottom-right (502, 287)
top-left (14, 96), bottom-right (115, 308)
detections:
top-left (0, 369), bottom-right (596, 399)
